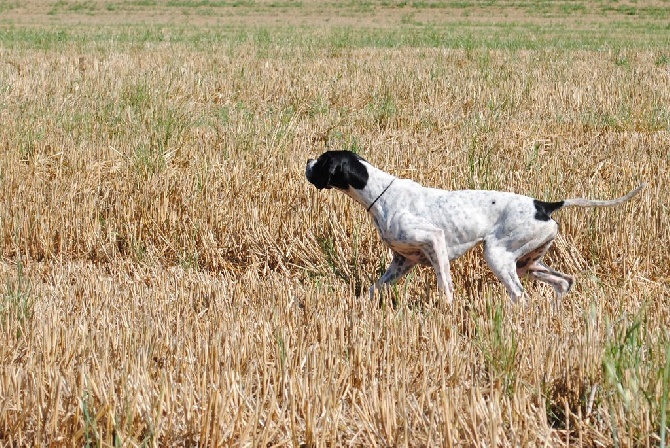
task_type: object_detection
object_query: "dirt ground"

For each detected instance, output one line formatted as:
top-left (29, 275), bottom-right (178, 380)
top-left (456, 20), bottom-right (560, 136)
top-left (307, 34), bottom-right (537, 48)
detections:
top-left (2, 0), bottom-right (667, 29)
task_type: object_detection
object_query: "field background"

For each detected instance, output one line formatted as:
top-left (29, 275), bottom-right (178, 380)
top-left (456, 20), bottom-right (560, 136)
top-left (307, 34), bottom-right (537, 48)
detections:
top-left (1, 0), bottom-right (669, 446)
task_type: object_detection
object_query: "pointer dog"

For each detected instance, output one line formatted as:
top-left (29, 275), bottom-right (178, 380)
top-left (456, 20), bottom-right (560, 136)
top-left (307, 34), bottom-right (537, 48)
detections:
top-left (306, 150), bottom-right (645, 304)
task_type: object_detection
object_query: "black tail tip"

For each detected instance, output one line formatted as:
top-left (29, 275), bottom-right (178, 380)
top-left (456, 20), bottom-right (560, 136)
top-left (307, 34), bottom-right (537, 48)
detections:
top-left (534, 199), bottom-right (565, 221)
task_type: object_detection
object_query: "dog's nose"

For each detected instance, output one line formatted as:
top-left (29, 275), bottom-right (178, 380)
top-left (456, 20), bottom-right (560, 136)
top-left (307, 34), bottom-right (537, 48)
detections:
top-left (306, 159), bottom-right (316, 177)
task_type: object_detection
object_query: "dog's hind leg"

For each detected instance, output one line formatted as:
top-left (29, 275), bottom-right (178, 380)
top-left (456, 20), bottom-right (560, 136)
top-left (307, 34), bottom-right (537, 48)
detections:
top-left (515, 238), bottom-right (574, 303)
top-left (527, 263), bottom-right (575, 301)
top-left (484, 244), bottom-right (525, 302)
top-left (515, 239), bottom-right (554, 278)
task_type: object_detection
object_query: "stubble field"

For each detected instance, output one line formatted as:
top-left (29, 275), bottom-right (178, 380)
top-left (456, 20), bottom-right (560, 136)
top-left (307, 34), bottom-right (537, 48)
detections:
top-left (1, 1), bottom-right (669, 446)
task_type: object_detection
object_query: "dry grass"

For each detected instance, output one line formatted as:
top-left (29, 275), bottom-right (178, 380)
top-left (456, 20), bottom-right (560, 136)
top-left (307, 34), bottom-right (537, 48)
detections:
top-left (1, 5), bottom-right (669, 446)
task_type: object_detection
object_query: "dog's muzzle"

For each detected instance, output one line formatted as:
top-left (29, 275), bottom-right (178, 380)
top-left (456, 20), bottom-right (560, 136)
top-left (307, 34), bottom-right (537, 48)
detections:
top-left (306, 158), bottom-right (328, 189)
top-left (305, 159), bottom-right (316, 178)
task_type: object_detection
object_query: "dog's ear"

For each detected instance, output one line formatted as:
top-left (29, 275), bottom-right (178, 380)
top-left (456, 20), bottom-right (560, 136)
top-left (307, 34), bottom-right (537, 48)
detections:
top-left (330, 153), bottom-right (368, 190)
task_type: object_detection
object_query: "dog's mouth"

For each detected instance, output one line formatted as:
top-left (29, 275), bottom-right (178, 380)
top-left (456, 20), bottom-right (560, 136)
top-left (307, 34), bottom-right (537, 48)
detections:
top-left (305, 159), bottom-right (331, 189)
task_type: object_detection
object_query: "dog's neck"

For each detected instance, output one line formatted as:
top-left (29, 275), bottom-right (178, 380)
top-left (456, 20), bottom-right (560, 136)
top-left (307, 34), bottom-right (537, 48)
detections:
top-left (342, 161), bottom-right (396, 213)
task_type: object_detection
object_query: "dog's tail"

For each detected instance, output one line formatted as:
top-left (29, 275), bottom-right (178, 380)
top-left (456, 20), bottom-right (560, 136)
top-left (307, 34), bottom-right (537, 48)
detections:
top-left (562, 183), bottom-right (646, 208)
top-left (534, 184), bottom-right (646, 221)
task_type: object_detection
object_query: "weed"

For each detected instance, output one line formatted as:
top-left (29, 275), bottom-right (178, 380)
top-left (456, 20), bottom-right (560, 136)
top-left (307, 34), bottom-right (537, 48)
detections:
top-left (602, 311), bottom-right (659, 444)
top-left (1, 259), bottom-right (33, 338)
top-left (317, 230), bottom-right (365, 295)
top-left (655, 54), bottom-right (669, 66)
top-left (133, 145), bottom-right (166, 176)
top-left (80, 390), bottom-right (99, 447)
top-left (368, 90), bottom-right (398, 129)
top-left (477, 303), bottom-right (518, 395)
top-left (661, 336), bottom-right (670, 448)
top-left (465, 132), bottom-right (496, 190)
top-left (327, 131), bottom-right (363, 154)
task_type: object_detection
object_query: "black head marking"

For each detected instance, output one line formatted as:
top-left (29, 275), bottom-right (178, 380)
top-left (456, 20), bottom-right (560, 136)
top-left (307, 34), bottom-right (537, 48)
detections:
top-left (306, 150), bottom-right (369, 190)
top-left (533, 199), bottom-right (565, 221)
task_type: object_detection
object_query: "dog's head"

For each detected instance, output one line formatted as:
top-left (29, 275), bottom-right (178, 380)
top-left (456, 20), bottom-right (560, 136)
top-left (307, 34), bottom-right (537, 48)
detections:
top-left (305, 150), bottom-right (369, 190)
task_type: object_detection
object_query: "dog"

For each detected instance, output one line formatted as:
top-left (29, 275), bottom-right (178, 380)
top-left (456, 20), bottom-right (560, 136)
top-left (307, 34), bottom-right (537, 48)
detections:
top-left (305, 150), bottom-right (645, 304)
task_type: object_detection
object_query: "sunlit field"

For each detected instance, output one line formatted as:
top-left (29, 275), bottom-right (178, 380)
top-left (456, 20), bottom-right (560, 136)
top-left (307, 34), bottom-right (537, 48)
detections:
top-left (1, 1), bottom-right (669, 445)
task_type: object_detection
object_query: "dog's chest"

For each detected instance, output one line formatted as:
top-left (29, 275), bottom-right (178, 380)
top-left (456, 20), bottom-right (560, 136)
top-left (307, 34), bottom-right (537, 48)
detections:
top-left (371, 218), bottom-right (430, 264)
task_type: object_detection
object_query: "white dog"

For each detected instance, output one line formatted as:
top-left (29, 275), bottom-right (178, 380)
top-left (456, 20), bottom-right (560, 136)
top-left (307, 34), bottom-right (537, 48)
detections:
top-left (306, 150), bottom-right (645, 304)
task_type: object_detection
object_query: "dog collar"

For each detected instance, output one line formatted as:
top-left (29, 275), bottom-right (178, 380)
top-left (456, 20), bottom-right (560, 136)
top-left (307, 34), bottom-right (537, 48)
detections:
top-left (367, 178), bottom-right (396, 212)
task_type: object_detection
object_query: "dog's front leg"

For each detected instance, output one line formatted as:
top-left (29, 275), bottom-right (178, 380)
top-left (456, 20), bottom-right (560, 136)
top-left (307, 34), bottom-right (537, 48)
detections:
top-left (369, 252), bottom-right (416, 301)
top-left (395, 215), bottom-right (455, 304)
top-left (418, 230), bottom-right (455, 304)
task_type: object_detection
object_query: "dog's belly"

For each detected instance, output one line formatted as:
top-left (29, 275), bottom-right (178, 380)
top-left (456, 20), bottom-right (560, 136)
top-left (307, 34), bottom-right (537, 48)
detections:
top-left (383, 240), bottom-right (428, 264)
top-left (445, 239), bottom-right (482, 260)
top-left (393, 248), bottom-right (430, 265)
top-left (386, 238), bottom-right (481, 265)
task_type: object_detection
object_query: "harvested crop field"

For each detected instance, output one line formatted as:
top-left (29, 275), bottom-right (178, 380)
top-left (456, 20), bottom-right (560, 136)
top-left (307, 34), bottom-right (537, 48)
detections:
top-left (0, 1), bottom-right (669, 446)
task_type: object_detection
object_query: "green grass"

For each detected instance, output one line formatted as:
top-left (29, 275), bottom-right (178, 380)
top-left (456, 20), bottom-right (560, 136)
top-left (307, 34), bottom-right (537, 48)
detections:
top-left (48, 0), bottom-right (99, 15)
top-left (1, 19), bottom-right (668, 51)
top-left (1, 259), bottom-right (33, 339)
top-left (476, 302), bottom-right (519, 396)
top-left (601, 310), bottom-right (666, 445)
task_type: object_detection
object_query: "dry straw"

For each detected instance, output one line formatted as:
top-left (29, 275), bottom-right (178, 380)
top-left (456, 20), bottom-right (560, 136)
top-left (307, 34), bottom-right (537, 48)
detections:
top-left (0, 30), bottom-right (668, 446)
